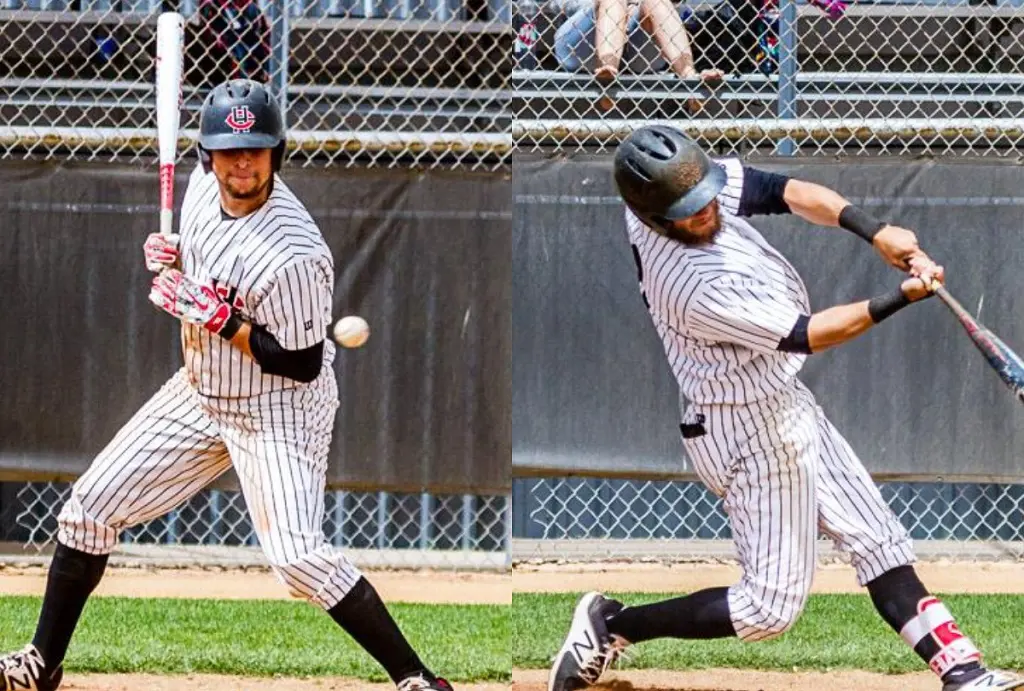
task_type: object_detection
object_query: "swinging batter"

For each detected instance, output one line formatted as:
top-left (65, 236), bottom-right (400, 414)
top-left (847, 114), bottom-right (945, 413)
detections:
top-left (548, 125), bottom-right (1024, 691)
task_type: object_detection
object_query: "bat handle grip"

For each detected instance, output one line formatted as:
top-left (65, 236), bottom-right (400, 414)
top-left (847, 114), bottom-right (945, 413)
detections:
top-left (160, 209), bottom-right (174, 238)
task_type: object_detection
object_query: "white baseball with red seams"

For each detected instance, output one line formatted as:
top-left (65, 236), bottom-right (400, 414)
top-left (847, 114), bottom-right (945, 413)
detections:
top-left (334, 315), bottom-right (370, 348)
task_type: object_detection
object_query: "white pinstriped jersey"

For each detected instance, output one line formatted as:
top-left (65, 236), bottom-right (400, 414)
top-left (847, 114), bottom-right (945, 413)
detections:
top-left (626, 157), bottom-right (810, 406)
top-left (177, 164), bottom-right (335, 397)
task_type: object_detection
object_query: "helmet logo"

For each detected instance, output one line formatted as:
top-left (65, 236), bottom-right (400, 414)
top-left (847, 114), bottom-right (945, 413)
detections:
top-left (225, 106), bottom-right (256, 134)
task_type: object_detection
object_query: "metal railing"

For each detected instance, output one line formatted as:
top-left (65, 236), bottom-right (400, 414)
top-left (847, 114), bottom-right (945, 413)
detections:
top-left (1, 0), bottom-right (511, 168)
top-left (512, 0), bottom-right (1024, 156)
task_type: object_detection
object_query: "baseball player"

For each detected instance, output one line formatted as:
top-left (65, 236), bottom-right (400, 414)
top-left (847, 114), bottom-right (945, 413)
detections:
top-left (548, 125), bottom-right (1024, 691)
top-left (0, 79), bottom-right (453, 691)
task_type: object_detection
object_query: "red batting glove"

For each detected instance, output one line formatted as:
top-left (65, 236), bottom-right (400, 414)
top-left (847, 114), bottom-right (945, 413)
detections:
top-left (149, 269), bottom-right (236, 337)
top-left (144, 233), bottom-right (180, 273)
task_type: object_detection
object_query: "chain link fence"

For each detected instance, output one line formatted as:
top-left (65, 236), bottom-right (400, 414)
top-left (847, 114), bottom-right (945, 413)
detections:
top-left (0, 481), bottom-right (510, 569)
top-left (512, 0), bottom-right (1024, 156)
top-left (513, 478), bottom-right (1024, 562)
top-left (1, 0), bottom-right (511, 168)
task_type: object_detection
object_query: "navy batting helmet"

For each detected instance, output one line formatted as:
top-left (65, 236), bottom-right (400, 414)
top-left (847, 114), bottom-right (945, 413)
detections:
top-left (198, 79), bottom-right (285, 171)
top-left (613, 125), bottom-right (726, 231)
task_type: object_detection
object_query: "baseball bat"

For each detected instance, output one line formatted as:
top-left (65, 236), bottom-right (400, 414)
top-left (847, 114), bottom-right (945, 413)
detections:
top-left (156, 12), bottom-right (184, 244)
top-left (931, 280), bottom-right (1024, 405)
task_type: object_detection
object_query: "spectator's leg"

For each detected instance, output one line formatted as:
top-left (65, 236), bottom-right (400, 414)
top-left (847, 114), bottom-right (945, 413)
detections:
top-left (553, 7), bottom-right (597, 72)
top-left (594, 0), bottom-right (629, 80)
top-left (637, 0), bottom-right (695, 79)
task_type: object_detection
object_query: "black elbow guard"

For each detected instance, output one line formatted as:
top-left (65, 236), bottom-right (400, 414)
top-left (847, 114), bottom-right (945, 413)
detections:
top-left (777, 314), bottom-right (812, 354)
top-left (249, 324), bottom-right (324, 383)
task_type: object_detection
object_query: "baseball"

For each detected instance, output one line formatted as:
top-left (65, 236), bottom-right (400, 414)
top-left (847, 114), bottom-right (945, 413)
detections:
top-left (333, 315), bottom-right (370, 348)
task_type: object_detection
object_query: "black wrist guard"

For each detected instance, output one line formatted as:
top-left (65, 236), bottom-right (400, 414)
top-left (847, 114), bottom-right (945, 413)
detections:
top-left (839, 204), bottom-right (886, 243)
top-left (218, 311), bottom-right (244, 341)
top-left (868, 287), bottom-right (912, 324)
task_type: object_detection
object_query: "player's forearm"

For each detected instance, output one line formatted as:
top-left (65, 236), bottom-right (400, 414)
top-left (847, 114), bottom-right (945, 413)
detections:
top-left (806, 288), bottom-right (912, 352)
top-left (782, 179), bottom-right (852, 228)
top-left (806, 302), bottom-right (877, 352)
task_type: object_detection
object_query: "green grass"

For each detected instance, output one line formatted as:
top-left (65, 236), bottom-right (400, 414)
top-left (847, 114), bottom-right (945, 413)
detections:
top-left (514, 592), bottom-right (1024, 674)
top-left (0, 596), bottom-right (509, 682)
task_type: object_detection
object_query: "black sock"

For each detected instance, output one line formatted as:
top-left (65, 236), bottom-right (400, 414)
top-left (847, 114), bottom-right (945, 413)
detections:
top-left (604, 587), bottom-right (736, 644)
top-left (867, 565), bottom-right (983, 683)
top-left (32, 543), bottom-right (109, 671)
top-left (327, 577), bottom-right (430, 683)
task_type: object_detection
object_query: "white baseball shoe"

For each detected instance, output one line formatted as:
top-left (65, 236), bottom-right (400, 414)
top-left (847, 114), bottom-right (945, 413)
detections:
top-left (0, 644), bottom-right (62, 691)
top-left (944, 669), bottom-right (1024, 690)
top-left (547, 591), bottom-right (630, 691)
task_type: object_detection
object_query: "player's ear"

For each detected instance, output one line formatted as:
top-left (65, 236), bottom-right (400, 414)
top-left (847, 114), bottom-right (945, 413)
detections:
top-left (199, 145), bottom-right (212, 174)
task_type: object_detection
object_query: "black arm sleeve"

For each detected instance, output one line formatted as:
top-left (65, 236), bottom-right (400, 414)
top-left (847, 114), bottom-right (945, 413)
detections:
top-left (248, 323), bottom-right (324, 383)
top-left (777, 314), bottom-right (812, 354)
top-left (737, 167), bottom-right (792, 217)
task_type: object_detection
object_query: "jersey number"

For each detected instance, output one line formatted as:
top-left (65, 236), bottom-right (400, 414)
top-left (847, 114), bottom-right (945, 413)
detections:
top-left (630, 243), bottom-right (650, 309)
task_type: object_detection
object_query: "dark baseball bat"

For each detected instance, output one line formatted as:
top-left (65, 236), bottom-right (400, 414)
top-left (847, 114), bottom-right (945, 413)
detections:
top-left (930, 281), bottom-right (1024, 405)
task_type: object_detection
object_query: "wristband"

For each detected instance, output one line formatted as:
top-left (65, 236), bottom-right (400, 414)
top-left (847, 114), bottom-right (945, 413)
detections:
top-left (218, 311), bottom-right (245, 341)
top-left (839, 205), bottom-right (886, 243)
top-left (867, 287), bottom-right (911, 324)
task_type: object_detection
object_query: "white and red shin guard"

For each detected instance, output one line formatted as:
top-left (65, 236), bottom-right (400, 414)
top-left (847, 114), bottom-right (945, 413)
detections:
top-left (900, 597), bottom-right (983, 679)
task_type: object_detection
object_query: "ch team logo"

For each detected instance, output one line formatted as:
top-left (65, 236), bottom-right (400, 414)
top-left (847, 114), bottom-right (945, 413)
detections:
top-left (225, 105), bottom-right (256, 134)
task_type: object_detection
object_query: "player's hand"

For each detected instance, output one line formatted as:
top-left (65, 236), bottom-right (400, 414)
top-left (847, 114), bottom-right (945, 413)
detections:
top-left (144, 233), bottom-right (180, 273)
top-left (907, 252), bottom-right (945, 287)
top-left (900, 272), bottom-right (942, 302)
top-left (149, 269), bottom-right (234, 335)
top-left (872, 225), bottom-right (929, 272)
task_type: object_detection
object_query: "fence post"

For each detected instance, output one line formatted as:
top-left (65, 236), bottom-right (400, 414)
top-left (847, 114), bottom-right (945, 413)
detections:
top-left (504, 494), bottom-right (512, 569)
top-left (269, 0), bottom-right (291, 125)
top-left (377, 491), bottom-right (389, 550)
top-left (776, 0), bottom-right (798, 156)
top-left (419, 491), bottom-right (432, 550)
top-left (461, 494), bottom-right (474, 551)
top-left (209, 489), bottom-right (222, 545)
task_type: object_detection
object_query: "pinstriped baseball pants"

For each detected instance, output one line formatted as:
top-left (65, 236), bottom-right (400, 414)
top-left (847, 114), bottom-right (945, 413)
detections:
top-left (56, 368), bottom-right (363, 610)
top-left (682, 381), bottom-right (916, 642)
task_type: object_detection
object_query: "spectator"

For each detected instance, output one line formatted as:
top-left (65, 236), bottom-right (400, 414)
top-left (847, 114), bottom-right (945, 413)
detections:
top-left (554, 0), bottom-right (845, 109)
top-left (189, 0), bottom-right (271, 86)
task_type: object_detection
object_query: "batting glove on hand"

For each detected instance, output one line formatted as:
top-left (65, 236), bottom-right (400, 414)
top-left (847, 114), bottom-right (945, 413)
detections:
top-left (144, 232), bottom-right (180, 273)
top-left (149, 269), bottom-right (239, 337)
top-left (808, 0), bottom-right (846, 19)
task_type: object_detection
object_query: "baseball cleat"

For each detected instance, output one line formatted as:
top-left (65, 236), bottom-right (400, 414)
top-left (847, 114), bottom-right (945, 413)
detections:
top-left (396, 674), bottom-right (454, 691)
top-left (547, 591), bottom-right (630, 691)
top-left (944, 669), bottom-right (1024, 691)
top-left (0, 644), bottom-right (62, 691)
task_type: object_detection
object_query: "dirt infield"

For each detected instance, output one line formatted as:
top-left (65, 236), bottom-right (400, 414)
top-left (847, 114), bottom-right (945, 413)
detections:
top-left (0, 566), bottom-right (510, 604)
top-left (512, 669), bottom-right (938, 691)
top-left (63, 675), bottom-right (510, 690)
top-left (513, 561), bottom-right (1024, 594)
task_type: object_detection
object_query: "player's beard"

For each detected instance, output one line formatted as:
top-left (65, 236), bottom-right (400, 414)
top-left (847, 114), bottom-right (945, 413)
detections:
top-left (224, 174), bottom-right (271, 201)
top-left (663, 204), bottom-right (722, 246)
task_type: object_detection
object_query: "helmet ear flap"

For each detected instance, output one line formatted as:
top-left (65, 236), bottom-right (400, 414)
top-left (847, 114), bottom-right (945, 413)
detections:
top-left (272, 141), bottom-right (285, 172)
top-left (199, 145), bottom-right (212, 174)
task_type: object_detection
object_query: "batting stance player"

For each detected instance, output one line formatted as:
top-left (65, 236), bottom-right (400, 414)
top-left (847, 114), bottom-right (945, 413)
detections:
top-left (549, 125), bottom-right (1024, 691)
top-left (0, 80), bottom-right (453, 691)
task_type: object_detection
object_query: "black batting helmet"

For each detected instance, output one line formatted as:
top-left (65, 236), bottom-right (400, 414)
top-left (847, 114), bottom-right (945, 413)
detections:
top-left (198, 79), bottom-right (286, 171)
top-left (613, 125), bottom-right (726, 231)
